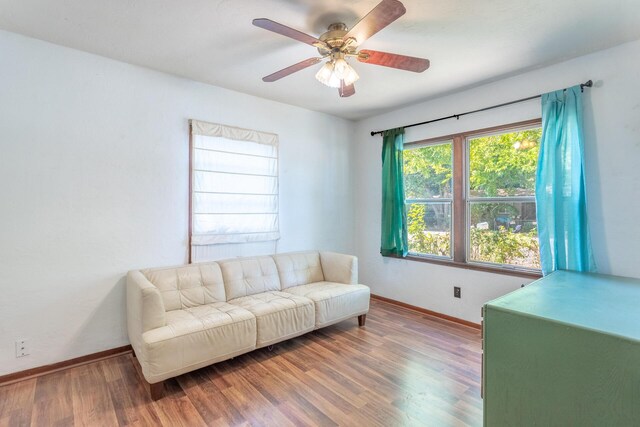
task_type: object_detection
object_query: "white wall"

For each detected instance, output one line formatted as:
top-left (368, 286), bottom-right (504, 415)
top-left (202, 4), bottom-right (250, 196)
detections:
top-left (2, 27), bottom-right (639, 376)
top-left (353, 39), bottom-right (640, 324)
top-left (0, 30), bottom-right (355, 375)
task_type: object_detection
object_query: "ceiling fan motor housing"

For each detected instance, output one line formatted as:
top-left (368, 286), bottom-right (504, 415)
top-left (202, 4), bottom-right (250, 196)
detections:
top-left (317, 23), bottom-right (357, 56)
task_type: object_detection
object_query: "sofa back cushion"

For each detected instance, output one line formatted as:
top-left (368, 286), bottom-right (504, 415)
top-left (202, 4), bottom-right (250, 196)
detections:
top-left (142, 263), bottom-right (226, 311)
top-left (219, 256), bottom-right (281, 300)
top-left (272, 251), bottom-right (325, 289)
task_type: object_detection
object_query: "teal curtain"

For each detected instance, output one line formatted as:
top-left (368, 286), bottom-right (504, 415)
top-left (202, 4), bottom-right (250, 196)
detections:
top-left (536, 85), bottom-right (596, 275)
top-left (380, 128), bottom-right (408, 257)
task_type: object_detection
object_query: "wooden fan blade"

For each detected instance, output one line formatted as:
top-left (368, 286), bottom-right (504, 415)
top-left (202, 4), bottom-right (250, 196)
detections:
top-left (262, 57), bottom-right (322, 82)
top-left (358, 49), bottom-right (430, 72)
top-left (339, 80), bottom-right (356, 97)
top-left (344, 0), bottom-right (406, 45)
top-left (253, 18), bottom-right (326, 48)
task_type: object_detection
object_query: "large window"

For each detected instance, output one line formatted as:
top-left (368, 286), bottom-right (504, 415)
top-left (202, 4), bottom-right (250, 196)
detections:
top-left (403, 120), bottom-right (541, 274)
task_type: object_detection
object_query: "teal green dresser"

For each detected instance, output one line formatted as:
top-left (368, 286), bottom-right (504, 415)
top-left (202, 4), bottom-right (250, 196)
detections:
top-left (483, 270), bottom-right (640, 426)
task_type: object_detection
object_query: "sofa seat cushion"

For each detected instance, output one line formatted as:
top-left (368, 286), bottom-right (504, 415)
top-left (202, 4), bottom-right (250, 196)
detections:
top-left (283, 282), bottom-right (370, 328)
top-left (229, 291), bottom-right (314, 348)
top-left (141, 302), bottom-right (256, 383)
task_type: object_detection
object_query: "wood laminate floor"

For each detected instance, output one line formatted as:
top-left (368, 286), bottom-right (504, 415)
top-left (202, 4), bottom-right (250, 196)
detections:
top-left (0, 299), bottom-right (482, 427)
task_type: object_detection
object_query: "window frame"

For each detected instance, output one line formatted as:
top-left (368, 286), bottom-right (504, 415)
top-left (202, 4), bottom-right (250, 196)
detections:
top-left (404, 139), bottom-right (454, 260)
top-left (396, 118), bottom-right (543, 279)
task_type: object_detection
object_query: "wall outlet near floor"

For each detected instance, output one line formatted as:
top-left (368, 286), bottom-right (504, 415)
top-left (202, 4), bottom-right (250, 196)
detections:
top-left (15, 339), bottom-right (29, 358)
top-left (454, 286), bottom-right (462, 298)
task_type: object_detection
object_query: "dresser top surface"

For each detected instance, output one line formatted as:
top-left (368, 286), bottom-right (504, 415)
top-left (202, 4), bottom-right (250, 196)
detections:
top-left (486, 270), bottom-right (640, 341)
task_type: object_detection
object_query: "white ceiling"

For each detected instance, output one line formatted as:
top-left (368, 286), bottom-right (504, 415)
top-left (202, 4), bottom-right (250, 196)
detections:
top-left (1, 0), bottom-right (639, 120)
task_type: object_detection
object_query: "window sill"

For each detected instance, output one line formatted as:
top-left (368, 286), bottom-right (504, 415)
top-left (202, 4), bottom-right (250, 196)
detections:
top-left (382, 253), bottom-right (542, 279)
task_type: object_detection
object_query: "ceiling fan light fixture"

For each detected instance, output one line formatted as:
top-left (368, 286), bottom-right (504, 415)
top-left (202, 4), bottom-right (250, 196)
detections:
top-left (315, 60), bottom-right (341, 88)
top-left (327, 73), bottom-right (342, 88)
top-left (341, 64), bottom-right (360, 86)
top-left (333, 58), bottom-right (349, 78)
top-left (333, 58), bottom-right (360, 86)
top-left (315, 59), bottom-right (359, 88)
top-left (315, 61), bottom-right (335, 87)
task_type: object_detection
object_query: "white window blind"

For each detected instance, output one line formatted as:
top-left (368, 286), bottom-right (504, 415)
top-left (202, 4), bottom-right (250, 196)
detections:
top-left (190, 120), bottom-right (279, 247)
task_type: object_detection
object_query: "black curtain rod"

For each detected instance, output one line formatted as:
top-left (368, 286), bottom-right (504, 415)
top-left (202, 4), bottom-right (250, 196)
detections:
top-left (370, 80), bottom-right (593, 137)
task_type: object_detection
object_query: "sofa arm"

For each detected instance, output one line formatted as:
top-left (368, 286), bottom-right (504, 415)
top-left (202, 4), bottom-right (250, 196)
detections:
top-left (127, 271), bottom-right (166, 342)
top-left (320, 252), bottom-right (358, 285)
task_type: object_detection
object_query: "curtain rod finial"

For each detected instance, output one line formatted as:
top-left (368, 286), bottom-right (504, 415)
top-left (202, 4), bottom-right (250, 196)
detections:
top-left (580, 80), bottom-right (593, 92)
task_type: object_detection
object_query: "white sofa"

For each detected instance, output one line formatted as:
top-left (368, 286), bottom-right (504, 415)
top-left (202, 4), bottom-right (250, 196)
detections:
top-left (127, 251), bottom-right (370, 399)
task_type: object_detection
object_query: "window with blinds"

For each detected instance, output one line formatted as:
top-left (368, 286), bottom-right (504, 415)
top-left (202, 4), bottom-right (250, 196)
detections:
top-left (190, 120), bottom-right (279, 248)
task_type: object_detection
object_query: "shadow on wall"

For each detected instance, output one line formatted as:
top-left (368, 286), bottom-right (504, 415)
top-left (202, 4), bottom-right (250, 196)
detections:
top-left (66, 276), bottom-right (130, 358)
top-left (581, 80), bottom-right (610, 273)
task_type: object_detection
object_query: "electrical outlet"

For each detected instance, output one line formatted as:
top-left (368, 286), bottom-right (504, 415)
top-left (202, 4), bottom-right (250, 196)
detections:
top-left (15, 339), bottom-right (29, 358)
top-left (454, 286), bottom-right (461, 298)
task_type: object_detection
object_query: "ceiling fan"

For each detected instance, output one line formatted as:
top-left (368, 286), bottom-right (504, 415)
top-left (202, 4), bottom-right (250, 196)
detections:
top-left (252, 0), bottom-right (430, 97)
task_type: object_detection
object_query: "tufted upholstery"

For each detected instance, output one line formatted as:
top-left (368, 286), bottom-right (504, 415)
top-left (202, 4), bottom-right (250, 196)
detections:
top-left (141, 301), bottom-right (256, 383)
top-left (229, 291), bottom-right (315, 347)
top-left (218, 256), bottom-right (281, 300)
top-left (142, 263), bottom-right (225, 311)
top-left (284, 282), bottom-right (370, 328)
top-left (163, 302), bottom-right (254, 334)
top-left (272, 251), bottom-right (325, 289)
top-left (127, 250), bottom-right (369, 390)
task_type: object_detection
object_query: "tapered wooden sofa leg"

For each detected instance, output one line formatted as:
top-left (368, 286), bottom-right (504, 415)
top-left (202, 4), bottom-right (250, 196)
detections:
top-left (131, 350), bottom-right (164, 400)
top-left (149, 381), bottom-right (165, 401)
top-left (358, 314), bottom-right (367, 327)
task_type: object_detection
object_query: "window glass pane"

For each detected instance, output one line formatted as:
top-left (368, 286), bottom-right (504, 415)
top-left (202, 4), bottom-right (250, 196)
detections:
top-left (469, 201), bottom-right (539, 269)
top-left (404, 141), bottom-right (452, 199)
top-left (469, 128), bottom-right (541, 197)
top-left (407, 202), bottom-right (452, 258)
